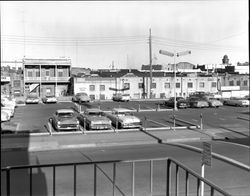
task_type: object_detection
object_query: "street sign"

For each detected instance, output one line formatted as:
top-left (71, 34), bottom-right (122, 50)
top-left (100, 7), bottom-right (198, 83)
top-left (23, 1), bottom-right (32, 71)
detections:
top-left (202, 142), bottom-right (212, 166)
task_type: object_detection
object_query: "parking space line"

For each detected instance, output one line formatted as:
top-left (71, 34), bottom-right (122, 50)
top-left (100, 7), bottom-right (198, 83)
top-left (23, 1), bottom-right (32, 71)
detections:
top-left (147, 119), bottom-right (169, 127)
top-left (15, 123), bottom-right (20, 131)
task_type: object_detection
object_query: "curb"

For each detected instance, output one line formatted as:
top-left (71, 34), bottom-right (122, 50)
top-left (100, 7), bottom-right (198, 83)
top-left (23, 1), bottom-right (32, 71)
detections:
top-left (1, 136), bottom-right (207, 152)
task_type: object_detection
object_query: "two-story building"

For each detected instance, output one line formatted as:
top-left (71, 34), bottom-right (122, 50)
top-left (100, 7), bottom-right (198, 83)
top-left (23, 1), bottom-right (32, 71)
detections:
top-left (23, 58), bottom-right (71, 97)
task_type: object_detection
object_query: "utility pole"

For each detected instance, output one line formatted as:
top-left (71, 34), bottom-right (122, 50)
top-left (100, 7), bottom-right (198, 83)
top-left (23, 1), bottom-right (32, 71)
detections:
top-left (149, 28), bottom-right (153, 99)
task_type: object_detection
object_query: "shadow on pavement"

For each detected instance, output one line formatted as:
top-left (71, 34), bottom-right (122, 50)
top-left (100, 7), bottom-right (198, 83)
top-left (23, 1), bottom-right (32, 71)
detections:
top-left (1, 131), bottom-right (48, 196)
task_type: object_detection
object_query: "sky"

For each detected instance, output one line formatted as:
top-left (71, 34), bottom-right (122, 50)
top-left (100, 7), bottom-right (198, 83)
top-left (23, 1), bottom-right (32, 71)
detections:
top-left (1, 0), bottom-right (249, 69)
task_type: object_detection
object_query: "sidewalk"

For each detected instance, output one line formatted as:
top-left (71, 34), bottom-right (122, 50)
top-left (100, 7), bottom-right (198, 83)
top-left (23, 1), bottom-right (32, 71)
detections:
top-left (1, 128), bottom-right (213, 152)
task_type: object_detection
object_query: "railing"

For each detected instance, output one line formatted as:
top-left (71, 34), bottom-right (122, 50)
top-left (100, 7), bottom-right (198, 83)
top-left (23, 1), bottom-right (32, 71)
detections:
top-left (25, 77), bottom-right (70, 82)
top-left (1, 157), bottom-right (231, 196)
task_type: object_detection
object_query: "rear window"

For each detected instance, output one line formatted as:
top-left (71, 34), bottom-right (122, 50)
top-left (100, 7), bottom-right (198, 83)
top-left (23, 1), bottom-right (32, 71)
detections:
top-left (58, 112), bottom-right (74, 117)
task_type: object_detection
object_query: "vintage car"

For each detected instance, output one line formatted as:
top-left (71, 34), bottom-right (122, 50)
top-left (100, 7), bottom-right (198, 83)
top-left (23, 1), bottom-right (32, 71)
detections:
top-left (78, 108), bottom-right (112, 130)
top-left (72, 92), bottom-right (90, 103)
top-left (51, 109), bottom-right (80, 131)
top-left (1, 96), bottom-right (16, 108)
top-left (1, 103), bottom-right (14, 117)
top-left (1, 110), bottom-right (10, 122)
top-left (165, 97), bottom-right (189, 109)
top-left (188, 97), bottom-right (209, 108)
top-left (25, 94), bottom-right (40, 104)
top-left (207, 98), bottom-right (223, 108)
top-left (105, 108), bottom-right (142, 129)
top-left (42, 95), bottom-right (57, 104)
top-left (223, 97), bottom-right (249, 107)
top-left (112, 94), bottom-right (130, 102)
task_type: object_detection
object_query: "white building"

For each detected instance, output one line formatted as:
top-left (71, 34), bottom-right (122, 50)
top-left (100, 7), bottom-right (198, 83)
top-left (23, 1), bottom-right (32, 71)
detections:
top-left (71, 70), bottom-right (219, 100)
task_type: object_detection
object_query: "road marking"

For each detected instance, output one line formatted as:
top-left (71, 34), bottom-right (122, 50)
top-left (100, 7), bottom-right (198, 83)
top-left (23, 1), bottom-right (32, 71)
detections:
top-left (192, 119), bottom-right (198, 122)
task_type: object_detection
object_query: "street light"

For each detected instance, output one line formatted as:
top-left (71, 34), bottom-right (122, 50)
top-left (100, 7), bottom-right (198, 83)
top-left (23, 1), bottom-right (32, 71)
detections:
top-left (159, 49), bottom-right (191, 111)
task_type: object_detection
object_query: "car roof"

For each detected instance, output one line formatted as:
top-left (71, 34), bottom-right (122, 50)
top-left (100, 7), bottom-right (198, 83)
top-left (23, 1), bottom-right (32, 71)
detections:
top-left (112, 108), bottom-right (132, 112)
top-left (56, 109), bottom-right (74, 113)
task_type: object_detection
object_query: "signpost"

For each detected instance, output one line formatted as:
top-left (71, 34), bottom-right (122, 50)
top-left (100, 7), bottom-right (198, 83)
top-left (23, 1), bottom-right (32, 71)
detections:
top-left (201, 142), bottom-right (212, 196)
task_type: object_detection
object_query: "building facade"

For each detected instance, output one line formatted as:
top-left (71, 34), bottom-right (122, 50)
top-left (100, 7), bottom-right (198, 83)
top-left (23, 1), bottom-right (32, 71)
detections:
top-left (23, 58), bottom-right (71, 97)
top-left (71, 69), bottom-right (220, 100)
top-left (1, 65), bottom-right (24, 97)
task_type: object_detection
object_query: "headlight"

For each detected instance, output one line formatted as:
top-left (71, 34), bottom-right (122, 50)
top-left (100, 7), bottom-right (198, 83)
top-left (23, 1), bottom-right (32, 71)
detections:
top-left (76, 120), bottom-right (79, 124)
top-left (58, 121), bottom-right (61, 125)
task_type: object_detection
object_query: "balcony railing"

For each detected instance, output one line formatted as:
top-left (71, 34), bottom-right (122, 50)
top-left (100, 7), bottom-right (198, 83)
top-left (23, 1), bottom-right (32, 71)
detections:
top-left (25, 77), bottom-right (70, 82)
top-left (1, 157), bottom-right (231, 196)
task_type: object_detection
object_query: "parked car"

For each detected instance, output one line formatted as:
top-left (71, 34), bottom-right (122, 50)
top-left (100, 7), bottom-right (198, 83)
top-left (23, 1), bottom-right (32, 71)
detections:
top-left (25, 94), bottom-right (40, 104)
top-left (207, 98), bottom-right (223, 108)
top-left (165, 97), bottom-right (189, 109)
top-left (42, 95), bottom-right (57, 104)
top-left (72, 93), bottom-right (90, 103)
top-left (105, 108), bottom-right (142, 129)
top-left (1, 97), bottom-right (16, 108)
top-left (243, 95), bottom-right (250, 100)
top-left (78, 108), bottom-right (112, 130)
top-left (223, 97), bottom-right (249, 107)
top-left (1, 110), bottom-right (10, 122)
top-left (112, 94), bottom-right (130, 102)
top-left (51, 109), bottom-right (80, 131)
top-left (188, 98), bottom-right (209, 108)
top-left (1, 103), bottom-right (14, 117)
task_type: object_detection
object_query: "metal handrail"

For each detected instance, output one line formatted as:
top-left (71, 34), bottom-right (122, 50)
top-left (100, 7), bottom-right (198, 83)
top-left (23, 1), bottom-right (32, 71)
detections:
top-left (1, 157), bottom-right (231, 196)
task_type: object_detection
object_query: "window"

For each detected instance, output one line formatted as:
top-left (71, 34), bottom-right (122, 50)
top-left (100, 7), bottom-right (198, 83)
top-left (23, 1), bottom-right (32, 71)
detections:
top-left (176, 83), bottom-right (180, 88)
top-left (28, 71), bottom-right (32, 77)
top-left (35, 71), bottom-right (40, 77)
top-left (152, 83), bottom-right (156, 88)
top-left (46, 88), bottom-right (51, 93)
top-left (124, 83), bottom-right (130, 89)
top-left (58, 71), bottom-right (63, 77)
top-left (243, 80), bottom-right (248, 86)
top-left (236, 81), bottom-right (240, 86)
top-left (229, 81), bottom-right (234, 86)
top-left (99, 94), bottom-right (105, 100)
top-left (164, 83), bottom-right (170, 88)
top-left (100, 85), bottom-right (105, 91)
top-left (211, 82), bottom-right (217, 88)
top-left (187, 82), bottom-right (193, 88)
top-left (199, 82), bottom-right (205, 88)
top-left (138, 83), bottom-right (144, 89)
top-left (45, 70), bottom-right (50, 77)
top-left (89, 95), bottom-right (95, 100)
top-left (89, 85), bottom-right (95, 91)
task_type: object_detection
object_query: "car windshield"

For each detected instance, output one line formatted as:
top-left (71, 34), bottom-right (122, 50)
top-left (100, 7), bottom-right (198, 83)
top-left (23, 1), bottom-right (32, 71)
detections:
top-left (58, 112), bottom-right (74, 117)
top-left (27, 95), bottom-right (38, 98)
top-left (88, 111), bottom-right (102, 116)
top-left (77, 93), bottom-right (87, 96)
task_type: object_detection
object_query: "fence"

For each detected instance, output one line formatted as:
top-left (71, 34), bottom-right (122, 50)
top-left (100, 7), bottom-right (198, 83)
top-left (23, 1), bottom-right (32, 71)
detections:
top-left (1, 157), bottom-right (231, 196)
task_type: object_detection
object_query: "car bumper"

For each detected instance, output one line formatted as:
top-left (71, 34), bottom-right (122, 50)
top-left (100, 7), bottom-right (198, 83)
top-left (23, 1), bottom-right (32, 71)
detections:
top-left (89, 124), bottom-right (112, 130)
top-left (57, 124), bottom-right (79, 130)
top-left (121, 123), bottom-right (142, 128)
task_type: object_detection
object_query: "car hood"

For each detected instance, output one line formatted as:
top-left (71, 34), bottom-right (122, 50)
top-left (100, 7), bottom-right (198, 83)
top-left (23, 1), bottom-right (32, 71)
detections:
top-left (86, 116), bottom-right (110, 122)
top-left (26, 97), bottom-right (39, 100)
top-left (118, 115), bottom-right (141, 123)
top-left (58, 117), bottom-right (78, 124)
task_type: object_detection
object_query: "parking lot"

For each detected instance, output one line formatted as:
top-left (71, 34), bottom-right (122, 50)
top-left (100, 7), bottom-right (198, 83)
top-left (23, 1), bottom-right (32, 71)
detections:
top-left (1, 100), bottom-right (249, 135)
